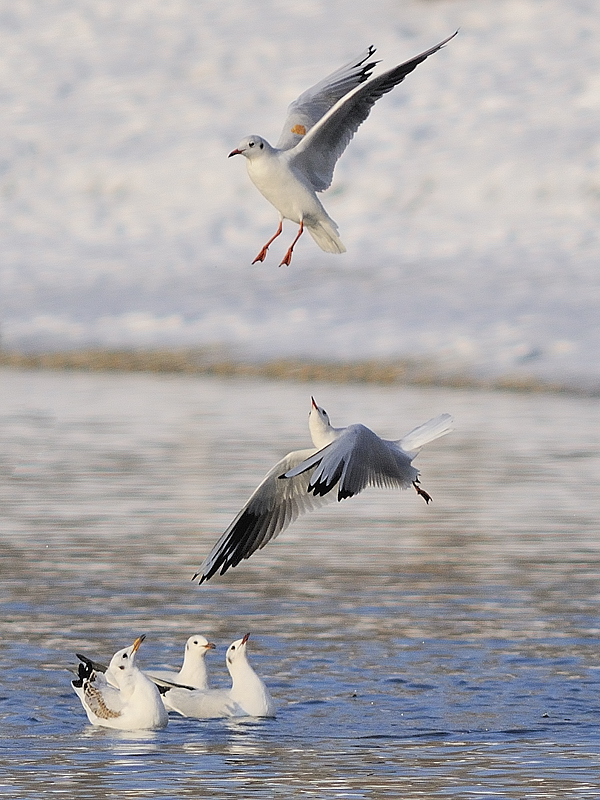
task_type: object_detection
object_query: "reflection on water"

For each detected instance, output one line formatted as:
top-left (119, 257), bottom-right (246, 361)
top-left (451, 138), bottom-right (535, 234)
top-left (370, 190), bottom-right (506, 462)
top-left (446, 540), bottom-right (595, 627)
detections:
top-left (1, 368), bottom-right (600, 798)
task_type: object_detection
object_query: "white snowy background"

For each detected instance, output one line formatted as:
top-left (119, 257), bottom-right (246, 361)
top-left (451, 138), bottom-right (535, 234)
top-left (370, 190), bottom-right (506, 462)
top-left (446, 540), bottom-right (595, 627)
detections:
top-left (1, 0), bottom-right (599, 385)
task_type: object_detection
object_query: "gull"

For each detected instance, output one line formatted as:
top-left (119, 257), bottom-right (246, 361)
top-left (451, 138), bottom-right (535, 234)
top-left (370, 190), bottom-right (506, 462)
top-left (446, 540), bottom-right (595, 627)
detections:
top-left (76, 634), bottom-right (215, 692)
top-left (229, 32), bottom-right (457, 266)
top-left (163, 634), bottom-right (276, 719)
top-left (145, 634), bottom-right (215, 690)
top-left (71, 635), bottom-right (168, 730)
top-left (193, 398), bottom-right (453, 583)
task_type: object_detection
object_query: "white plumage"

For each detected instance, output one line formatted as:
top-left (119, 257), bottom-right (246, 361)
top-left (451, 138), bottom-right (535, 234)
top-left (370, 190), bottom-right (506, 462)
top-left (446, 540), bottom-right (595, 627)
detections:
top-left (145, 634), bottom-right (215, 690)
top-left (194, 398), bottom-right (453, 583)
top-left (229, 33), bottom-right (457, 265)
top-left (163, 634), bottom-right (276, 719)
top-left (71, 636), bottom-right (168, 731)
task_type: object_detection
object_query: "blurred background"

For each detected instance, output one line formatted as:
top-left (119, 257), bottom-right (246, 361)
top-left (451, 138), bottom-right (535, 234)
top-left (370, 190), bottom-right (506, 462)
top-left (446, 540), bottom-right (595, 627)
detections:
top-left (0, 0), bottom-right (599, 387)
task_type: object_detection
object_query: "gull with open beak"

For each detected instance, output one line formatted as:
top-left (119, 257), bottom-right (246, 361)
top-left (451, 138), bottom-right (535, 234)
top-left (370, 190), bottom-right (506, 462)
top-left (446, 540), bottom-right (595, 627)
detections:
top-left (162, 634), bottom-right (276, 719)
top-left (194, 398), bottom-right (452, 583)
top-left (71, 635), bottom-right (168, 730)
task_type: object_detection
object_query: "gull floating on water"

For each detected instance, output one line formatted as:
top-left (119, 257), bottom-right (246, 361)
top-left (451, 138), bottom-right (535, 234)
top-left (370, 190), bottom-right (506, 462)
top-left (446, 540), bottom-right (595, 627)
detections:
top-left (229, 32), bottom-right (457, 266)
top-left (71, 635), bottom-right (168, 730)
top-left (145, 634), bottom-right (215, 690)
top-left (163, 634), bottom-right (276, 719)
top-left (194, 398), bottom-right (453, 583)
top-left (76, 633), bottom-right (215, 692)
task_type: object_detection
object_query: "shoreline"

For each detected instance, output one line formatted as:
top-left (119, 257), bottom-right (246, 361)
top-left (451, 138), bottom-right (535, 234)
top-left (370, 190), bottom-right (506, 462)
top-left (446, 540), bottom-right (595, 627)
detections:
top-left (0, 348), bottom-right (594, 397)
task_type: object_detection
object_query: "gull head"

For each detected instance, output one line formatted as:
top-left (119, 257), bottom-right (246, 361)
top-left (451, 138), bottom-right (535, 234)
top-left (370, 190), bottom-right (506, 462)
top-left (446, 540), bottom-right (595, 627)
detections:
top-left (229, 136), bottom-right (270, 160)
top-left (108, 635), bottom-right (145, 688)
top-left (226, 633), bottom-right (250, 668)
top-left (309, 397), bottom-right (334, 446)
top-left (185, 634), bottom-right (216, 655)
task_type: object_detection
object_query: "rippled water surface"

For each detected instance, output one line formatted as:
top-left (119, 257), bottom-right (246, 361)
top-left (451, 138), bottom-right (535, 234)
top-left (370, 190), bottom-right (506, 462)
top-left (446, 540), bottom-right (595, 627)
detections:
top-left (1, 368), bottom-right (600, 798)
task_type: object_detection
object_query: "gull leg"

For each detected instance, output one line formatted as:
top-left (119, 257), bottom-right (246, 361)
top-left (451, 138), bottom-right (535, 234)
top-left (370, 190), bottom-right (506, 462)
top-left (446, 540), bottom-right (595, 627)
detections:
top-left (413, 480), bottom-right (432, 504)
top-left (252, 221), bottom-right (283, 264)
top-left (279, 221), bottom-right (304, 267)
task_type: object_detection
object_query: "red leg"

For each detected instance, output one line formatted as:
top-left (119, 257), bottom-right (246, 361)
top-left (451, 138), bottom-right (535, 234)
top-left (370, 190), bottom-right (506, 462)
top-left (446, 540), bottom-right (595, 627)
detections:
top-left (252, 221), bottom-right (283, 264)
top-left (279, 221), bottom-right (304, 267)
top-left (413, 480), bottom-right (432, 504)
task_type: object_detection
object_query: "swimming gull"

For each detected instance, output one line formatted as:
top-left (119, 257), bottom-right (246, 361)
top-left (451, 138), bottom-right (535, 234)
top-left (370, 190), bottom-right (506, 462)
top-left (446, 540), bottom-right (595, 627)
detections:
top-left (71, 635), bottom-right (168, 730)
top-left (162, 634), bottom-right (276, 718)
top-left (145, 634), bottom-right (215, 690)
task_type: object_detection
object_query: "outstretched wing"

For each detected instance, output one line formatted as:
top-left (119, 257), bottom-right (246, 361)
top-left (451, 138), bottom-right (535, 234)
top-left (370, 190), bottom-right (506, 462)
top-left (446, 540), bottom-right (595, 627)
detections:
top-left (288, 32), bottom-right (457, 192)
top-left (284, 424), bottom-right (417, 501)
top-left (275, 47), bottom-right (378, 151)
top-left (194, 448), bottom-right (335, 583)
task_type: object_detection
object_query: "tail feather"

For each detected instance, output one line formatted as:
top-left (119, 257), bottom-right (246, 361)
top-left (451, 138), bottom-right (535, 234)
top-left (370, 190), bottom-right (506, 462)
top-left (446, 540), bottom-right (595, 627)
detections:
top-left (399, 413), bottom-right (453, 455)
top-left (306, 218), bottom-right (346, 254)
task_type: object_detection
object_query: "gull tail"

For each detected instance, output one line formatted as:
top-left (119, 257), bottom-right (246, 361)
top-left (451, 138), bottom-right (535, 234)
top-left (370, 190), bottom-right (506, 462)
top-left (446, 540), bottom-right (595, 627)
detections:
top-left (307, 218), bottom-right (346, 254)
top-left (399, 413), bottom-right (454, 456)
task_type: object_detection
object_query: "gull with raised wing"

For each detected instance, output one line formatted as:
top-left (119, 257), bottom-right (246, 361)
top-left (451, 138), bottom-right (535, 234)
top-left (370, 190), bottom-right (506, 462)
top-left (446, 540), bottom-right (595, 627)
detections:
top-left (145, 634), bottom-right (215, 690)
top-left (194, 398), bottom-right (452, 583)
top-left (229, 32), bottom-right (457, 266)
top-left (71, 636), bottom-right (168, 730)
top-left (163, 634), bottom-right (276, 719)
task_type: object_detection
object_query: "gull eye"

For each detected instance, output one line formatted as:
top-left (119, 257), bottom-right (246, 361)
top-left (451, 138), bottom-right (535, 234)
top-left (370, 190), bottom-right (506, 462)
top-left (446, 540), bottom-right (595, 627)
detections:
top-left (230, 645), bottom-right (236, 651)
top-left (248, 141), bottom-right (255, 148)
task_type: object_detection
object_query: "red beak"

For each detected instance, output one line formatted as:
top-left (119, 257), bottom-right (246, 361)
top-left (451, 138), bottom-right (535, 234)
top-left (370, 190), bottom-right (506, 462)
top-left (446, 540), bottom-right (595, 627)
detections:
top-left (311, 396), bottom-right (318, 410)
top-left (228, 148), bottom-right (242, 157)
top-left (241, 633), bottom-right (250, 645)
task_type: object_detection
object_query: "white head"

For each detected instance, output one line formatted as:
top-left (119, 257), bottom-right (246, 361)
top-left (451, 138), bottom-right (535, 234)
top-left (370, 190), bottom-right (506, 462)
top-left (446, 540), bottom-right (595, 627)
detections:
top-left (184, 634), bottom-right (216, 662)
top-left (228, 136), bottom-right (271, 160)
top-left (308, 396), bottom-right (334, 447)
top-left (108, 635), bottom-right (145, 691)
top-left (225, 633), bottom-right (250, 675)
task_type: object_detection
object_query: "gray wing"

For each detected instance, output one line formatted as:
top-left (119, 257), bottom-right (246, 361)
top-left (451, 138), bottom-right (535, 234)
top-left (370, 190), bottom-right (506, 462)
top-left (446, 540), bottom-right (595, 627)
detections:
top-left (193, 448), bottom-right (335, 583)
top-left (275, 47), bottom-right (378, 151)
top-left (284, 425), bottom-right (417, 501)
top-left (288, 32), bottom-right (457, 192)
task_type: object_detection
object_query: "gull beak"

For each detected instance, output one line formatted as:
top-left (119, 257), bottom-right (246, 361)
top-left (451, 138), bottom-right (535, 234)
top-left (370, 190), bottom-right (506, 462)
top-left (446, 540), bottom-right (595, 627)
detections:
top-left (311, 396), bottom-right (318, 410)
top-left (241, 633), bottom-right (250, 645)
top-left (132, 635), bottom-right (146, 653)
top-left (205, 641), bottom-right (216, 650)
top-left (228, 148), bottom-right (242, 157)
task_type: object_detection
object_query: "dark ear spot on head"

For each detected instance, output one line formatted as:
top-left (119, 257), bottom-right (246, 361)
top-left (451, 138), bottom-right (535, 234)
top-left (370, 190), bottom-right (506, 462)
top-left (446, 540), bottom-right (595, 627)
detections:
top-left (259, 142), bottom-right (264, 149)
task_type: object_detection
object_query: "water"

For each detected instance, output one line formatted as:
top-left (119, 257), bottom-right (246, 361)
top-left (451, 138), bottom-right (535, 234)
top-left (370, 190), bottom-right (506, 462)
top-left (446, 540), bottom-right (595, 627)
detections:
top-left (1, 368), bottom-right (599, 798)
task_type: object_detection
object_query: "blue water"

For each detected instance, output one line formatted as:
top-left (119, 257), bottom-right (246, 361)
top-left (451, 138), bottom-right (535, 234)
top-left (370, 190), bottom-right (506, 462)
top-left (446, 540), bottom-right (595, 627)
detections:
top-left (1, 369), bottom-right (599, 798)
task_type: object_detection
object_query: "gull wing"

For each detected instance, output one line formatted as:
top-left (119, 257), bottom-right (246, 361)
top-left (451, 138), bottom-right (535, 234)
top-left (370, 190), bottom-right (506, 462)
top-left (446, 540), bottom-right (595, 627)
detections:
top-left (284, 424), bottom-right (417, 501)
top-left (75, 667), bottom-right (124, 720)
top-left (288, 32), bottom-right (457, 192)
top-left (397, 413), bottom-right (454, 458)
top-left (275, 47), bottom-right (378, 151)
top-left (194, 448), bottom-right (335, 583)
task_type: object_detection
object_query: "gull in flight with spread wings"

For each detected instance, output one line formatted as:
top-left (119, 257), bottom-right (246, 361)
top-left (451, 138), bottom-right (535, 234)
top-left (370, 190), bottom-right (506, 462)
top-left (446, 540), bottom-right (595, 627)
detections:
top-left (193, 398), bottom-right (453, 583)
top-left (229, 32), bottom-right (457, 266)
